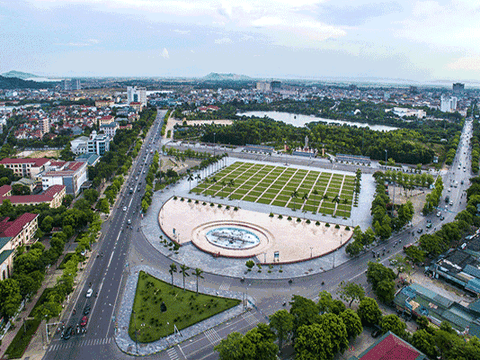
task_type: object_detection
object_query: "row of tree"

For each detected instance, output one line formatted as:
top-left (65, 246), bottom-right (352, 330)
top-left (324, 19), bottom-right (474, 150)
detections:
top-left (422, 176), bottom-right (444, 214)
top-left (141, 151), bottom-right (159, 213)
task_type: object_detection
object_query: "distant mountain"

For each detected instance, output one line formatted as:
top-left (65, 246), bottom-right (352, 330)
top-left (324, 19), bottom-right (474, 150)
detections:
top-left (0, 76), bottom-right (58, 90)
top-left (203, 73), bottom-right (252, 81)
top-left (2, 70), bottom-right (40, 80)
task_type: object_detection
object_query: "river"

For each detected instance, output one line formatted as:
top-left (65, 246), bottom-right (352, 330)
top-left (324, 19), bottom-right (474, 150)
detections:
top-left (238, 111), bottom-right (398, 132)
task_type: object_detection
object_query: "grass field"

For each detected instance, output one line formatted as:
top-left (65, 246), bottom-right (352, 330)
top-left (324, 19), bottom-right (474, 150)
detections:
top-left (129, 271), bottom-right (240, 343)
top-left (191, 162), bottom-right (355, 217)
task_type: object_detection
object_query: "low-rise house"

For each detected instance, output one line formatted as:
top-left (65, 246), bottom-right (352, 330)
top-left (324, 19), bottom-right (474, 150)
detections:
top-left (0, 184), bottom-right (66, 208)
top-left (0, 158), bottom-right (51, 178)
top-left (40, 161), bottom-right (87, 196)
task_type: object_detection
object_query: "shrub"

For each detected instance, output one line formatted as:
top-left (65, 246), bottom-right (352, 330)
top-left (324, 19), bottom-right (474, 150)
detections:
top-left (180, 197), bottom-right (184, 201)
top-left (218, 204), bottom-right (222, 208)
top-left (306, 219), bottom-right (311, 224)
top-left (296, 218), bottom-right (302, 222)
top-left (315, 221), bottom-right (320, 226)
top-left (202, 202), bottom-right (206, 205)
top-left (210, 203), bottom-right (214, 207)
top-left (345, 226), bottom-right (350, 231)
top-left (326, 223), bottom-right (330, 227)
top-left (278, 214), bottom-right (283, 219)
top-left (335, 224), bottom-right (340, 229)
top-left (287, 216), bottom-right (292, 221)
top-left (195, 200), bottom-right (199, 204)
top-left (269, 213), bottom-right (274, 217)
top-left (226, 205), bottom-right (230, 210)
top-left (187, 199), bottom-right (192, 203)
top-left (234, 207), bottom-right (238, 211)
top-left (173, 196), bottom-right (178, 200)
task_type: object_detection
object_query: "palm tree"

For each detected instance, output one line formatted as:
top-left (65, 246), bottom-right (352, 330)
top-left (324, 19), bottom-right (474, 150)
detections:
top-left (169, 263), bottom-right (177, 288)
top-left (301, 193), bottom-right (308, 212)
top-left (221, 179), bottom-right (227, 198)
top-left (187, 171), bottom-right (194, 191)
top-left (193, 268), bottom-right (204, 295)
top-left (312, 189), bottom-right (319, 204)
top-left (290, 190), bottom-right (299, 211)
top-left (332, 195), bottom-right (341, 216)
top-left (196, 173), bottom-right (202, 185)
top-left (180, 264), bottom-right (190, 291)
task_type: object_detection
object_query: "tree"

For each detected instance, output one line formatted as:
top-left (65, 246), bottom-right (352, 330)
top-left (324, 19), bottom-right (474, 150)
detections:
top-left (290, 190), bottom-right (299, 211)
top-left (269, 309), bottom-right (294, 352)
top-left (289, 295), bottom-right (320, 338)
top-left (366, 262), bottom-right (395, 290)
top-left (339, 309), bottom-right (363, 339)
top-left (390, 254), bottom-right (412, 278)
top-left (215, 332), bottom-right (253, 360)
top-left (180, 264), bottom-right (190, 291)
top-left (318, 313), bottom-right (349, 357)
top-left (83, 189), bottom-right (99, 205)
top-left (357, 297), bottom-right (382, 327)
top-left (244, 323), bottom-right (278, 360)
top-left (295, 324), bottom-right (330, 360)
top-left (168, 263), bottom-right (177, 288)
top-left (0, 278), bottom-right (22, 318)
top-left (404, 245), bottom-right (425, 264)
top-left (376, 279), bottom-right (396, 304)
top-left (96, 198), bottom-right (110, 214)
top-left (41, 215), bottom-right (54, 233)
top-left (187, 171), bottom-right (194, 191)
top-left (381, 314), bottom-right (406, 338)
top-left (411, 329), bottom-right (437, 359)
top-left (337, 281), bottom-right (365, 307)
top-left (193, 268), bottom-right (204, 295)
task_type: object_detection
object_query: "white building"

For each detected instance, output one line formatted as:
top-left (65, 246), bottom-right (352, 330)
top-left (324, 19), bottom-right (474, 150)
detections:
top-left (100, 122), bottom-right (119, 138)
top-left (441, 95), bottom-right (458, 113)
top-left (70, 136), bottom-right (89, 154)
top-left (87, 131), bottom-right (110, 156)
top-left (40, 161), bottom-right (88, 196)
top-left (127, 86), bottom-right (147, 106)
top-left (391, 107), bottom-right (426, 118)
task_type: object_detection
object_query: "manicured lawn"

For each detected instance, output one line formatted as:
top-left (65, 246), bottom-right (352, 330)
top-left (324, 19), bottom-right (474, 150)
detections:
top-left (129, 271), bottom-right (240, 343)
top-left (191, 162), bottom-right (355, 217)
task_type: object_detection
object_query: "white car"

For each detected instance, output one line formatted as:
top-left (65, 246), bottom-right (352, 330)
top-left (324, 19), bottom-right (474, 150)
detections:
top-left (123, 206), bottom-right (127, 212)
top-left (86, 288), bottom-right (93, 298)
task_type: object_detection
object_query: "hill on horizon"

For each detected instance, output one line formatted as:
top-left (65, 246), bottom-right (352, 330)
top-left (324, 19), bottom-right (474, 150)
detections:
top-left (202, 72), bottom-right (252, 81)
top-left (2, 70), bottom-right (41, 80)
top-left (0, 76), bottom-right (58, 90)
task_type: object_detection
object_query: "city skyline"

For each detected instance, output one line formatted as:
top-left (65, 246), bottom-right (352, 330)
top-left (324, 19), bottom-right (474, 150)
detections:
top-left (2, 0), bottom-right (480, 81)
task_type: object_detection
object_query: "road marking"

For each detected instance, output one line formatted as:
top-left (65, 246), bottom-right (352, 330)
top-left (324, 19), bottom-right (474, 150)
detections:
top-left (106, 272), bottom-right (124, 337)
top-left (242, 312), bottom-right (259, 326)
top-left (219, 281), bottom-right (230, 291)
top-left (203, 328), bottom-right (222, 345)
top-left (167, 347), bottom-right (179, 360)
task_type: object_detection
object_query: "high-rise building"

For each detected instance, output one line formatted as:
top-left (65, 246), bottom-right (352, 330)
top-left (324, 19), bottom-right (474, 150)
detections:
top-left (453, 83), bottom-right (465, 94)
top-left (87, 130), bottom-right (110, 156)
top-left (63, 79), bottom-right (81, 91)
top-left (441, 95), bottom-right (458, 112)
top-left (127, 86), bottom-right (147, 106)
top-left (39, 118), bottom-right (50, 135)
top-left (256, 81), bottom-right (271, 92)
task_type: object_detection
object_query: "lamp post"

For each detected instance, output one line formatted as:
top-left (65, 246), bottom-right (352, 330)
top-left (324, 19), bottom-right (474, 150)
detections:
top-left (213, 132), bottom-right (216, 156)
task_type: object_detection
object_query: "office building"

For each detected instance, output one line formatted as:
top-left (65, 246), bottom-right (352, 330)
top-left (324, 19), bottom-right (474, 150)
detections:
top-left (63, 79), bottom-right (81, 91)
top-left (40, 161), bottom-right (88, 196)
top-left (39, 117), bottom-right (50, 136)
top-left (441, 95), bottom-right (457, 112)
top-left (0, 158), bottom-right (50, 178)
top-left (453, 83), bottom-right (465, 94)
top-left (127, 86), bottom-right (147, 106)
top-left (87, 130), bottom-right (110, 156)
top-left (256, 81), bottom-right (271, 92)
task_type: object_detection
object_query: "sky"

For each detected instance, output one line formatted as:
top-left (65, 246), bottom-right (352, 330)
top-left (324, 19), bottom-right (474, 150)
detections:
top-left (1, 0), bottom-right (480, 81)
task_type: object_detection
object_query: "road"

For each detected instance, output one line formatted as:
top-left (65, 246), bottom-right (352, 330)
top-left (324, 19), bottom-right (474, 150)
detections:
top-left (44, 117), bottom-right (473, 360)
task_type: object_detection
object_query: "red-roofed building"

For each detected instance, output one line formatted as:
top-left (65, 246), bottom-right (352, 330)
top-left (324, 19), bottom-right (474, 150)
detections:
top-left (349, 331), bottom-right (426, 360)
top-left (129, 102), bottom-right (144, 112)
top-left (40, 161), bottom-right (87, 196)
top-left (99, 115), bottom-right (114, 126)
top-left (0, 213), bottom-right (39, 248)
top-left (0, 158), bottom-right (51, 178)
top-left (0, 184), bottom-right (66, 208)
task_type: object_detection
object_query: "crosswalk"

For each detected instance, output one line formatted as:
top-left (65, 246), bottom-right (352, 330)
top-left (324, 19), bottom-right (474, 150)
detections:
top-left (204, 328), bottom-right (222, 345)
top-left (47, 337), bottom-right (113, 351)
top-left (218, 281), bottom-right (230, 291)
top-left (242, 312), bottom-right (259, 326)
top-left (166, 347), bottom-right (179, 360)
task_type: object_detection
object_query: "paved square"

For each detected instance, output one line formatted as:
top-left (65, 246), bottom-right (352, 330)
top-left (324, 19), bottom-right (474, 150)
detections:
top-left (192, 162), bottom-right (356, 217)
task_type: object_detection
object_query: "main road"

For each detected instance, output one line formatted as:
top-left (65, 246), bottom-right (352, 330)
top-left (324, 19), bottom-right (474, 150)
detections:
top-left (44, 115), bottom-right (473, 360)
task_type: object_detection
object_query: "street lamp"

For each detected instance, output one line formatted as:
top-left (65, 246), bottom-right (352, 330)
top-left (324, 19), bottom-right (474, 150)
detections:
top-left (213, 132), bottom-right (216, 156)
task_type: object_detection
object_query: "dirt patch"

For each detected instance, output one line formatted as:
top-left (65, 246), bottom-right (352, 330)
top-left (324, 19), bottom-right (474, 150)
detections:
top-left (17, 150), bottom-right (61, 158)
top-left (391, 186), bottom-right (430, 225)
top-left (160, 157), bottom-right (201, 174)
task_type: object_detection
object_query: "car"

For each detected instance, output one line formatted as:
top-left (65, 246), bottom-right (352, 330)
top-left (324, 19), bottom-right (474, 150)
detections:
top-left (63, 326), bottom-right (73, 340)
top-left (80, 316), bottom-right (88, 326)
top-left (86, 288), bottom-right (93, 298)
top-left (440, 216), bottom-right (445, 221)
top-left (123, 206), bottom-right (127, 212)
top-left (371, 325), bottom-right (382, 338)
top-left (83, 306), bottom-right (90, 315)
top-left (436, 211), bottom-right (441, 217)
top-left (127, 219), bottom-right (131, 225)
top-left (417, 228), bottom-right (423, 234)
top-left (426, 223), bottom-right (432, 229)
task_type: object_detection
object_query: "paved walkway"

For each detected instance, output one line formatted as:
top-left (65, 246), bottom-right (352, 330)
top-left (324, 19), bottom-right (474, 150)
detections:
top-left (140, 156), bottom-right (375, 280)
top-left (114, 264), bottom-right (252, 356)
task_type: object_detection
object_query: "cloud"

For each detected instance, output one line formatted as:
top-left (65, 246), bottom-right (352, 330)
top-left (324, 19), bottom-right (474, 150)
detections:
top-left (214, 37), bottom-right (232, 44)
top-left (161, 48), bottom-right (169, 59)
top-left (447, 56), bottom-right (480, 71)
top-left (173, 29), bottom-right (190, 35)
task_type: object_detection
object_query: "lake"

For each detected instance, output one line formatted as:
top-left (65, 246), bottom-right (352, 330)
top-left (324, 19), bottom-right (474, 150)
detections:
top-left (238, 111), bottom-right (398, 132)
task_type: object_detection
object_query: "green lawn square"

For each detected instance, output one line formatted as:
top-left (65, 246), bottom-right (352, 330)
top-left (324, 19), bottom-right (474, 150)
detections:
top-left (243, 195), bottom-right (258, 202)
top-left (303, 205), bottom-right (317, 212)
top-left (319, 207), bottom-right (334, 215)
top-left (234, 188), bottom-right (249, 195)
top-left (272, 200), bottom-right (288, 207)
top-left (257, 197), bottom-right (273, 204)
top-left (229, 193), bottom-right (243, 200)
top-left (321, 201), bottom-right (336, 208)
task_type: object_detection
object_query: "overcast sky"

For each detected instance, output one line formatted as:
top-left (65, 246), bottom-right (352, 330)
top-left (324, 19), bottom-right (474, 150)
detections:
top-left (1, 0), bottom-right (480, 81)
